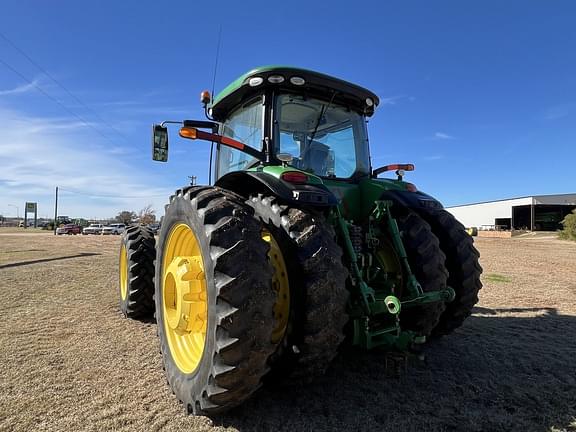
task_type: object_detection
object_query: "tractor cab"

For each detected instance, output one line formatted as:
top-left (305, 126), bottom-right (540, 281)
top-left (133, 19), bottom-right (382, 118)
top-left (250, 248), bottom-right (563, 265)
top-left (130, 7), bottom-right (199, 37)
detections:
top-left (153, 66), bottom-right (379, 184)
top-left (210, 66), bottom-right (378, 181)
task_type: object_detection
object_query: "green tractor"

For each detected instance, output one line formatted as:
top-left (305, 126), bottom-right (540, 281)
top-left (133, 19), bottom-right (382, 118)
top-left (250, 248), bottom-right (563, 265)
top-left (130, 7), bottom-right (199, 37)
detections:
top-left (118, 66), bottom-right (482, 415)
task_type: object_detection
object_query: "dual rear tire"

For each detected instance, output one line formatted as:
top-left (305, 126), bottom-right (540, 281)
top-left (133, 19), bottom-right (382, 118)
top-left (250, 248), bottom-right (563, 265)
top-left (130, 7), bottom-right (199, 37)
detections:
top-left (420, 209), bottom-right (483, 337)
top-left (246, 195), bottom-right (349, 384)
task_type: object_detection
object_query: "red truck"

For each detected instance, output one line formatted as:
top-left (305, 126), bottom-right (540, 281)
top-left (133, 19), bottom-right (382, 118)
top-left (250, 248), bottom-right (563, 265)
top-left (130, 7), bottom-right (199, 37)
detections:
top-left (56, 224), bottom-right (82, 235)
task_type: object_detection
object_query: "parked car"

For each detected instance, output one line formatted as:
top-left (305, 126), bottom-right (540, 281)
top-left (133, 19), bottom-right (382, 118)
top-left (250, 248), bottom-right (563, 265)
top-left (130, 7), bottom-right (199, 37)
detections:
top-left (82, 224), bottom-right (104, 235)
top-left (102, 223), bottom-right (126, 235)
top-left (56, 224), bottom-right (82, 235)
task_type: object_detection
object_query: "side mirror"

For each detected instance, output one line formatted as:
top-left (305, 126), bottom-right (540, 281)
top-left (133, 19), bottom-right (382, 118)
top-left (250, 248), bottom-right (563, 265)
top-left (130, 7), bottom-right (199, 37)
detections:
top-left (152, 124), bottom-right (168, 162)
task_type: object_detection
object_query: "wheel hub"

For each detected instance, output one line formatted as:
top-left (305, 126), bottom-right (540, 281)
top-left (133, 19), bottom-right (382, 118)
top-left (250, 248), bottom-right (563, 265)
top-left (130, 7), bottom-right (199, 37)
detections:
top-left (164, 256), bottom-right (207, 333)
top-left (161, 223), bottom-right (208, 374)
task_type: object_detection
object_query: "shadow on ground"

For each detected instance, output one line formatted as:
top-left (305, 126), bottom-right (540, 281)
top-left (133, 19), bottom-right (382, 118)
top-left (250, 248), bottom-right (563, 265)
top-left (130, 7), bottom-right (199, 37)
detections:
top-left (216, 308), bottom-right (576, 432)
top-left (0, 252), bottom-right (100, 269)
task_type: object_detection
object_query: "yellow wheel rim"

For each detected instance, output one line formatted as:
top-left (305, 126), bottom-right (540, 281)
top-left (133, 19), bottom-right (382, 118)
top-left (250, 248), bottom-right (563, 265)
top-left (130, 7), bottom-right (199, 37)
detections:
top-left (262, 229), bottom-right (290, 344)
top-left (162, 223), bottom-right (208, 374)
top-left (119, 244), bottom-right (128, 301)
top-left (376, 237), bottom-right (404, 293)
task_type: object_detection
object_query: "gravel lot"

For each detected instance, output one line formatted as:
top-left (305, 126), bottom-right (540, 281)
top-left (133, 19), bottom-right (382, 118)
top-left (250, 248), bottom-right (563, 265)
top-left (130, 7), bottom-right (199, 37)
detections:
top-left (1, 230), bottom-right (575, 432)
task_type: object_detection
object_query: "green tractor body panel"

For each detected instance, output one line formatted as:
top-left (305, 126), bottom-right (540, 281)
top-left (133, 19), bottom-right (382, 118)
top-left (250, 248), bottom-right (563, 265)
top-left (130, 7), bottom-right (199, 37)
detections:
top-left (247, 165), bottom-right (324, 185)
top-left (325, 177), bottom-right (422, 221)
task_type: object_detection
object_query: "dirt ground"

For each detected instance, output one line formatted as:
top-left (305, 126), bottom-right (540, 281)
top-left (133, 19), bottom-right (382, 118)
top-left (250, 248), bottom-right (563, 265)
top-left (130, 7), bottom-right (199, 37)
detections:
top-left (0, 230), bottom-right (575, 432)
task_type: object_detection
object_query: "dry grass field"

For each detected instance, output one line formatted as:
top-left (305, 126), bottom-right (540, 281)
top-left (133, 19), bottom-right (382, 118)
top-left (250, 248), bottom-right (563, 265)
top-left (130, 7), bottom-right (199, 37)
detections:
top-left (0, 230), bottom-right (575, 432)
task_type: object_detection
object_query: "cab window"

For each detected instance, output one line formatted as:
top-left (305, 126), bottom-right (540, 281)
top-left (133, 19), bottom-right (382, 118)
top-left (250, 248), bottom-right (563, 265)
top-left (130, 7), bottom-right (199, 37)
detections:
top-left (217, 98), bottom-right (263, 177)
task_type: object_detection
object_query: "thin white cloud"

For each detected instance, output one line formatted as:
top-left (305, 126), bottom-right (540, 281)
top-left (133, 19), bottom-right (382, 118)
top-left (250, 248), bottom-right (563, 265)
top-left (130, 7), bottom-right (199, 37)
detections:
top-left (423, 155), bottom-right (445, 161)
top-left (107, 146), bottom-right (133, 155)
top-left (0, 79), bottom-right (40, 96)
top-left (379, 95), bottom-right (415, 106)
top-left (434, 132), bottom-right (455, 140)
top-left (0, 106), bottom-right (173, 219)
top-left (543, 102), bottom-right (576, 120)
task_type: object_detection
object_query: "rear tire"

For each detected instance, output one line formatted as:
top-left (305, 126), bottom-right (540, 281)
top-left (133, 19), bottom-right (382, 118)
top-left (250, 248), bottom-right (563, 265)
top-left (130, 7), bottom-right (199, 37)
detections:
top-left (246, 195), bottom-right (349, 384)
top-left (156, 187), bottom-right (276, 415)
top-left (420, 209), bottom-right (483, 336)
top-left (118, 225), bottom-right (156, 319)
top-left (394, 209), bottom-right (449, 336)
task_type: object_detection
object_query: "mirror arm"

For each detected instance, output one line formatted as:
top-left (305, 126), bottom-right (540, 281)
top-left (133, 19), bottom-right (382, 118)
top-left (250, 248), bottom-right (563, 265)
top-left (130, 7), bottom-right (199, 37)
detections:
top-left (183, 120), bottom-right (219, 133)
top-left (161, 120), bottom-right (219, 133)
top-left (160, 120), bottom-right (183, 127)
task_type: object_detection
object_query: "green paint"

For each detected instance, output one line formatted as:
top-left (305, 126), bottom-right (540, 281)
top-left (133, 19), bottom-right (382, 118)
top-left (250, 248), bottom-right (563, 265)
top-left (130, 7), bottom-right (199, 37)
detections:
top-left (213, 65), bottom-right (306, 106)
top-left (249, 165), bottom-right (323, 184)
top-left (323, 177), bottom-right (409, 222)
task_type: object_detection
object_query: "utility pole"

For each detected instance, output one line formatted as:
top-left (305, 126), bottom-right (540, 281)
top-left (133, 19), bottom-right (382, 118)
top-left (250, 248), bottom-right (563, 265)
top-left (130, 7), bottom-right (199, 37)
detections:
top-left (188, 175), bottom-right (197, 186)
top-left (53, 186), bottom-right (58, 235)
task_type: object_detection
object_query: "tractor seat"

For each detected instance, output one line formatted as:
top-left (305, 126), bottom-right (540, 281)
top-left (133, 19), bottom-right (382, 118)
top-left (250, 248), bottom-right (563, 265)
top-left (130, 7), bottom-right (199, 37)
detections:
top-left (301, 140), bottom-right (330, 176)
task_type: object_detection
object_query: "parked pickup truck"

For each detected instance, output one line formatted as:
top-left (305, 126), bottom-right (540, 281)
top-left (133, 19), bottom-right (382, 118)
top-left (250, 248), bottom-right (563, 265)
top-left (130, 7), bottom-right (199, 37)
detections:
top-left (102, 223), bottom-right (126, 235)
top-left (82, 224), bottom-right (104, 235)
top-left (56, 224), bottom-right (82, 235)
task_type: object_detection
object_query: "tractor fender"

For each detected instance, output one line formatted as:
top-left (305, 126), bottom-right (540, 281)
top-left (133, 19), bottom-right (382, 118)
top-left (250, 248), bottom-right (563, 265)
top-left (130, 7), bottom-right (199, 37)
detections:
top-left (378, 190), bottom-right (444, 212)
top-left (215, 171), bottom-right (338, 206)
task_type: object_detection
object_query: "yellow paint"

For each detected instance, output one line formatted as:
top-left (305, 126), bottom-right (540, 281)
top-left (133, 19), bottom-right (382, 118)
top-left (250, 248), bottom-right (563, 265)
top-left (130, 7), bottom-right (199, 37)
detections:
top-left (119, 244), bottom-right (128, 301)
top-left (262, 229), bottom-right (290, 344)
top-left (162, 224), bottom-right (208, 374)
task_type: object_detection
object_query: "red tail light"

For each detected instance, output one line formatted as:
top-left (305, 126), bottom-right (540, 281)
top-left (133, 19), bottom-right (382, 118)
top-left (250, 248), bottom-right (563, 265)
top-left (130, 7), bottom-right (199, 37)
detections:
top-left (281, 171), bottom-right (308, 184)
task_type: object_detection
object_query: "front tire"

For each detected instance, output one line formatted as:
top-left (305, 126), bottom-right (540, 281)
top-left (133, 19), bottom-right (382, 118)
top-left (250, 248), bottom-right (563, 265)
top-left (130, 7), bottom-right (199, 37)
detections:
top-left (156, 187), bottom-right (276, 415)
top-left (118, 225), bottom-right (156, 319)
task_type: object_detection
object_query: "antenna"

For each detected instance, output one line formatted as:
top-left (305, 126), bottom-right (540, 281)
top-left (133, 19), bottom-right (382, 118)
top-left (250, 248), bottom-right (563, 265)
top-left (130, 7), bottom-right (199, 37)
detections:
top-left (211, 25), bottom-right (222, 97)
top-left (208, 25), bottom-right (222, 185)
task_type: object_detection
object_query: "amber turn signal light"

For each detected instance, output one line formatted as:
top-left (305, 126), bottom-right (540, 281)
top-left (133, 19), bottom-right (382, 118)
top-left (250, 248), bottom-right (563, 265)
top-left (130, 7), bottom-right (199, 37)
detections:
top-left (179, 127), bottom-right (198, 139)
top-left (200, 90), bottom-right (211, 105)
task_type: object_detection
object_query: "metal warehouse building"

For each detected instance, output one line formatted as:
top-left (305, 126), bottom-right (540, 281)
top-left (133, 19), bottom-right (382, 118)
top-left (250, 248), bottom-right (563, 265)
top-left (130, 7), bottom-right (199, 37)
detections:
top-left (446, 193), bottom-right (576, 231)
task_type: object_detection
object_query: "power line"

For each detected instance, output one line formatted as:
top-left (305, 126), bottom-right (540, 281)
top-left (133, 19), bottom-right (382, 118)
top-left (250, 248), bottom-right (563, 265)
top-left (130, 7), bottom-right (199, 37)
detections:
top-left (0, 56), bottom-right (120, 145)
top-left (0, 30), bottom-right (128, 141)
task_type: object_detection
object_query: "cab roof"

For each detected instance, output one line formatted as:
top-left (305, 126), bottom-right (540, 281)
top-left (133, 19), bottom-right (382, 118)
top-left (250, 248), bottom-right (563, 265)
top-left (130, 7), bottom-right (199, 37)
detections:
top-left (210, 65), bottom-right (379, 120)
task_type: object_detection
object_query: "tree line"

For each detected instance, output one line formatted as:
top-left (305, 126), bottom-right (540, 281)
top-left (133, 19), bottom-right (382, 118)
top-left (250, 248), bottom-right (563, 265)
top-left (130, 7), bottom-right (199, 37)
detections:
top-left (115, 204), bottom-right (157, 225)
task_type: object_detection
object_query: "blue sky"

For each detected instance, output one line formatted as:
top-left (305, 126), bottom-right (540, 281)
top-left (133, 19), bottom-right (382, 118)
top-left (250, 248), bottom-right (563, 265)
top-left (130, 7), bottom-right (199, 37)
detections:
top-left (1, 1), bottom-right (575, 219)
